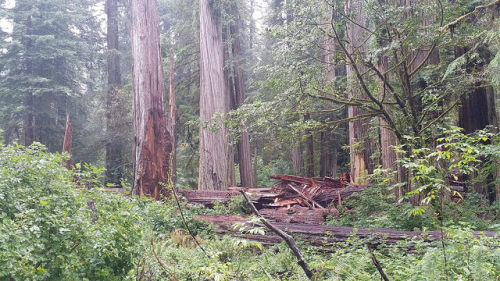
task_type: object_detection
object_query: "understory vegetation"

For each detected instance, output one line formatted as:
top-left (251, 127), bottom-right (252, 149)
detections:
top-left (1, 144), bottom-right (498, 280)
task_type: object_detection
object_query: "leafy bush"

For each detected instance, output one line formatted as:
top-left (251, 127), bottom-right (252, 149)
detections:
top-left (1, 143), bottom-right (498, 281)
top-left (0, 144), bottom-right (147, 280)
top-left (0, 143), bottom-right (207, 280)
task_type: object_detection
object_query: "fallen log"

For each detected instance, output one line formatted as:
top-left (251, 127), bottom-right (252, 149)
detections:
top-left (178, 190), bottom-right (240, 206)
top-left (178, 188), bottom-right (273, 207)
top-left (197, 215), bottom-right (497, 246)
top-left (259, 206), bottom-right (339, 225)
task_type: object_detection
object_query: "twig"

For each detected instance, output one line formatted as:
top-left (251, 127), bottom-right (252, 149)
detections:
top-left (239, 190), bottom-right (314, 279)
top-left (168, 182), bottom-right (208, 256)
top-left (368, 246), bottom-right (390, 281)
top-left (150, 238), bottom-right (171, 278)
top-left (87, 199), bottom-right (98, 223)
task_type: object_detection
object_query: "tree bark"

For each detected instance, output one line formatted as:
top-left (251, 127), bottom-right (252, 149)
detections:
top-left (24, 15), bottom-right (34, 147)
top-left (345, 0), bottom-right (374, 184)
top-left (456, 47), bottom-right (499, 202)
top-left (62, 115), bottom-right (73, 170)
top-left (105, 0), bottom-right (123, 187)
top-left (168, 49), bottom-right (177, 187)
top-left (226, 3), bottom-right (256, 188)
top-left (378, 56), bottom-right (402, 198)
top-left (130, 0), bottom-right (172, 199)
top-left (199, 0), bottom-right (233, 190)
top-left (292, 140), bottom-right (303, 175)
top-left (320, 11), bottom-right (338, 178)
top-left (304, 114), bottom-right (315, 177)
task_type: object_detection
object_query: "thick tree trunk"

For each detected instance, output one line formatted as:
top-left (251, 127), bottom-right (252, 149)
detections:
top-left (24, 15), bottom-right (34, 147)
top-left (227, 3), bottom-right (256, 188)
top-left (456, 47), bottom-right (499, 202)
top-left (345, 0), bottom-right (374, 184)
top-left (199, 0), bottom-right (233, 190)
top-left (168, 49), bottom-right (177, 187)
top-left (105, 0), bottom-right (123, 186)
top-left (130, 0), bottom-right (172, 199)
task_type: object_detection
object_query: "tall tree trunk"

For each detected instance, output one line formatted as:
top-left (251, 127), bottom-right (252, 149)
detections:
top-left (62, 115), bottom-right (73, 170)
top-left (320, 7), bottom-right (338, 178)
top-left (345, 0), bottom-right (374, 184)
top-left (199, 0), bottom-right (233, 190)
top-left (130, 0), bottom-right (172, 199)
top-left (24, 15), bottom-right (34, 147)
top-left (105, 0), bottom-right (123, 187)
top-left (377, 56), bottom-right (402, 198)
top-left (226, 3), bottom-right (256, 188)
top-left (304, 114), bottom-right (315, 177)
top-left (168, 49), bottom-right (177, 187)
top-left (455, 46), bottom-right (499, 202)
top-left (292, 140), bottom-right (303, 175)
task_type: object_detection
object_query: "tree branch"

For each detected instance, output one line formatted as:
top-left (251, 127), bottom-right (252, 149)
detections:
top-left (239, 190), bottom-right (314, 279)
top-left (440, 0), bottom-right (500, 33)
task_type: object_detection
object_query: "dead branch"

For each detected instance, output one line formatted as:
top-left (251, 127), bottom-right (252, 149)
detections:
top-left (239, 190), bottom-right (314, 279)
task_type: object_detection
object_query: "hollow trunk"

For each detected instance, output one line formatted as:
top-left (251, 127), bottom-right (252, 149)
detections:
top-left (105, 0), bottom-right (123, 186)
top-left (199, 0), bottom-right (233, 190)
top-left (345, 0), bottom-right (374, 184)
top-left (130, 0), bottom-right (172, 199)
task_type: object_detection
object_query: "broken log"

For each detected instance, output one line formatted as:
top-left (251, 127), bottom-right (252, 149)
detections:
top-left (197, 215), bottom-right (497, 246)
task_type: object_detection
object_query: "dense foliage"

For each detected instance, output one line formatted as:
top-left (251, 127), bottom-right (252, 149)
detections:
top-left (0, 144), bottom-right (499, 280)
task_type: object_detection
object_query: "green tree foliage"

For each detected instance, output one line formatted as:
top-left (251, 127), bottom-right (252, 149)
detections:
top-left (0, 0), bottom-right (104, 159)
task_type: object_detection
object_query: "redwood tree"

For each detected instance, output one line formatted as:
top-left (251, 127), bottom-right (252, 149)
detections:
top-left (199, 0), bottom-right (233, 190)
top-left (345, 0), bottom-right (374, 184)
top-left (130, 0), bottom-right (172, 199)
top-left (226, 2), bottom-right (256, 188)
top-left (105, 0), bottom-right (123, 186)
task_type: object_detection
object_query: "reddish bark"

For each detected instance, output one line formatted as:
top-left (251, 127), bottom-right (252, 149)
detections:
top-left (130, 0), bottom-right (173, 199)
top-left (345, 0), bottom-right (375, 184)
top-left (105, 0), bottom-right (123, 186)
top-left (169, 49), bottom-right (177, 187)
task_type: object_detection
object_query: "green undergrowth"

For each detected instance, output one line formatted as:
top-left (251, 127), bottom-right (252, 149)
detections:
top-left (0, 143), bottom-right (499, 280)
top-left (325, 171), bottom-right (500, 232)
top-left (136, 228), bottom-right (499, 280)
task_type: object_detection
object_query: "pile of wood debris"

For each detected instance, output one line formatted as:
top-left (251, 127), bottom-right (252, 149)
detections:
top-left (265, 174), bottom-right (360, 208)
top-left (179, 174), bottom-right (368, 224)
